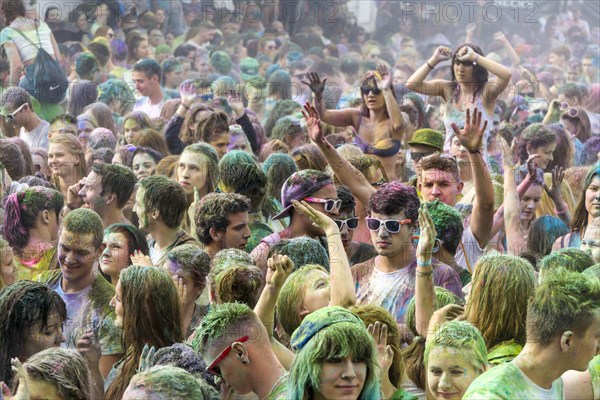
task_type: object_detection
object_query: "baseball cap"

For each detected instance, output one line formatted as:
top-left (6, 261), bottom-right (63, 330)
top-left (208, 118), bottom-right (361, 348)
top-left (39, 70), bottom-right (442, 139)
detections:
top-left (273, 169), bottom-right (334, 220)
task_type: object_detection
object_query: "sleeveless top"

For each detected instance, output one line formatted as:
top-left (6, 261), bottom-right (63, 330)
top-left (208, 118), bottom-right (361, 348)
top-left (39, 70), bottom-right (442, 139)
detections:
top-left (443, 92), bottom-right (494, 157)
top-left (0, 20), bottom-right (54, 63)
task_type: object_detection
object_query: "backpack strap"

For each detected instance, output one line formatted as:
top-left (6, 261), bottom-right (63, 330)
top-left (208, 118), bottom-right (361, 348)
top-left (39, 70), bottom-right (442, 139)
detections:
top-left (10, 19), bottom-right (42, 49)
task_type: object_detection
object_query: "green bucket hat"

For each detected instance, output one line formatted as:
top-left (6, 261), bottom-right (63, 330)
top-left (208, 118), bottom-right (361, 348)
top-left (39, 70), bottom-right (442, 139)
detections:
top-left (408, 129), bottom-right (445, 151)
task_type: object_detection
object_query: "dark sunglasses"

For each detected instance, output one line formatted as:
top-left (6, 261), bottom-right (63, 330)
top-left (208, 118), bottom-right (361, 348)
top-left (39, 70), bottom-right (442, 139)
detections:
top-left (370, 178), bottom-right (386, 187)
top-left (334, 217), bottom-right (359, 231)
top-left (366, 217), bottom-right (412, 233)
top-left (410, 151), bottom-right (432, 162)
top-left (360, 86), bottom-right (381, 96)
top-left (303, 197), bottom-right (342, 213)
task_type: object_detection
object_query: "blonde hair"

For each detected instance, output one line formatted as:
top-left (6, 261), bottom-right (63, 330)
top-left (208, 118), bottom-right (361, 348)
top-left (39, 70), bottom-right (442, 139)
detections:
top-left (49, 134), bottom-right (87, 186)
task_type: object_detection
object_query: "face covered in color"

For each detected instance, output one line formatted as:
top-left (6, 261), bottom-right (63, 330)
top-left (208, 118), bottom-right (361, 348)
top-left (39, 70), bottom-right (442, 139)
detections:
top-left (427, 347), bottom-right (482, 400)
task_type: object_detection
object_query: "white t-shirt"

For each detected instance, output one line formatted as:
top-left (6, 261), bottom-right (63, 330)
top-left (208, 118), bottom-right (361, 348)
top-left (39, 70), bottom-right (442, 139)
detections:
top-left (20, 119), bottom-right (49, 150)
top-left (455, 225), bottom-right (484, 272)
top-left (133, 96), bottom-right (165, 119)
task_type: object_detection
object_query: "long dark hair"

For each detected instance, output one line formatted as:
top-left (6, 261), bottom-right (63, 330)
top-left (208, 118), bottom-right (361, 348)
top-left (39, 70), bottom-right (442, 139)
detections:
top-left (104, 266), bottom-right (183, 400)
top-left (450, 43), bottom-right (489, 103)
top-left (0, 281), bottom-right (67, 386)
top-left (1, 0), bottom-right (26, 25)
top-left (571, 163), bottom-right (600, 233)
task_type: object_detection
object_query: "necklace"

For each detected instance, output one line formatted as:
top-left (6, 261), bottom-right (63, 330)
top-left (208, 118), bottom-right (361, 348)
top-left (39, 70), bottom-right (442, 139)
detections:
top-left (519, 222), bottom-right (529, 239)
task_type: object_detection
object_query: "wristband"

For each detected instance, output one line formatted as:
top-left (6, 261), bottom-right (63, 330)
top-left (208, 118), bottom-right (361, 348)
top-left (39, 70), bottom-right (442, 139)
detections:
top-left (426, 61), bottom-right (435, 70)
top-left (468, 148), bottom-right (482, 154)
top-left (417, 259), bottom-right (432, 268)
top-left (416, 270), bottom-right (433, 278)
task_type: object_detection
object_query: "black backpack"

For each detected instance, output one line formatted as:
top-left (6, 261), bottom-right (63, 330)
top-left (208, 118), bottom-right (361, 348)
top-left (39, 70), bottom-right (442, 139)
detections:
top-left (11, 20), bottom-right (68, 104)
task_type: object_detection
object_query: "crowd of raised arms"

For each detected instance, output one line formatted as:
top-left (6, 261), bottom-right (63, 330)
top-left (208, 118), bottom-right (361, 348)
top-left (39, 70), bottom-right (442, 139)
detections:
top-left (0, 0), bottom-right (599, 399)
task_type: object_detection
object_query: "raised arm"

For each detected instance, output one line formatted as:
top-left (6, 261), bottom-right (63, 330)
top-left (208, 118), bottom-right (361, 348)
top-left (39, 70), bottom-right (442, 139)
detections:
top-left (376, 65), bottom-right (405, 133)
top-left (544, 166), bottom-right (571, 225)
top-left (302, 102), bottom-right (376, 205)
top-left (452, 108), bottom-right (495, 247)
top-left (303, 72), bottom-right (361, 128)
top-left (292, 199), bottom-right (356, 308)
top-left (254, 254), bottom-right (295, 369)
top-left (414, 204), bottom-right (437, 336)
top-left (454, 46), bottom-right (512, 106)
top-left (494, 32), bottom-right (520, 67)
top-left (406, 46), bottom-right (452, 98)
top-left (500, 137), bottom-right (525, 255)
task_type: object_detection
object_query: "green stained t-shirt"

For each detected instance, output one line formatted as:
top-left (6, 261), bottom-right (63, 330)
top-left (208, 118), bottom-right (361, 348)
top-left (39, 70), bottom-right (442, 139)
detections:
top-left (463, 362), bottom-right (564, 400)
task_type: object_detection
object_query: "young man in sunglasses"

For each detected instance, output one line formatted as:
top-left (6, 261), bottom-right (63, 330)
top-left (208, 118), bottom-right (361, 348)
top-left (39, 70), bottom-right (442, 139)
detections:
top-left (0, 87), bottom-right (49, 150)
top-left (306, 102), bottom-right (494, 274)
top-left (192, 302), bottom-right (288, 399)
top-left (337, 186), bottom-right (377, 266)
top-left (251, 169), bottom-right (339, 274)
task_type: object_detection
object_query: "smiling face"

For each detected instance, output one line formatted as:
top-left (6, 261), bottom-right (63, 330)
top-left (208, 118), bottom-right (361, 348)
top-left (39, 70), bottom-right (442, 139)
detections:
top-left (427, 347), bottom-right (481, 400)
top-left (48, 143), bottom-right (80, 178)
top-left (519, 184), bottom-right (543, 222)
top-left (58, 230), bottom-right (101, 285)
top-left (313, 355), bottom-right (367, 400)
top-left (132, 153), bottom-right (157, 180)
top-left (79, 171), bottom-right (107, 213)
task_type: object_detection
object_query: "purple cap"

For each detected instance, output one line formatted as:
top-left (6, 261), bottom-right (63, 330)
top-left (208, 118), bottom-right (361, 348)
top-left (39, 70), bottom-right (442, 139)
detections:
top-left (273, 169), bottom-right (333, 220)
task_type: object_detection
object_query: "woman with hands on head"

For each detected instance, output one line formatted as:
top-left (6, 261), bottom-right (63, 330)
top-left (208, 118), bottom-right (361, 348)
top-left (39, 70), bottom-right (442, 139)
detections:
top-left (406, 43), bottom-right (511, 154)
top-left (304, 65), bottom-right (406, 180)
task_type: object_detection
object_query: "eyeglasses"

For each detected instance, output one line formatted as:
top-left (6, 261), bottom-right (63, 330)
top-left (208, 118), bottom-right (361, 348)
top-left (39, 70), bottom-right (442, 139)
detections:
top-left (532, 109), bottom-right (548, 115)
top-left (360, 86), bottom-right (381, 96)
top-left (334, 217), bottom-right (359, 231)
top-left (370, 178), bottom-right (386, 187)
top-left (206, 335), bottom-right (249, 377)
top-left (366, 217), bottom-right (412, 233)
top-left (3, 103), bottom-right (27, 121)
top-left (564, 108), bottom-right (579, 118)
top-left (303, 197), bottom-right (342, 213)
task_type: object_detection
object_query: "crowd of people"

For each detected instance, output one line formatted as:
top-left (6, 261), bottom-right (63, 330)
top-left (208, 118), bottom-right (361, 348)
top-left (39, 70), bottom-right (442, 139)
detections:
top-left (0, 0), bottom-right (599, 399)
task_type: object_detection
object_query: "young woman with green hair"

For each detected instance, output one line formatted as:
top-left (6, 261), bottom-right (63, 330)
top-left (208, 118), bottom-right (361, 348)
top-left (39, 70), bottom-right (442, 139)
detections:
top-left (287, 306), bottom-right (381, 400)
top-left (105, 266), bottom-right (183, 399)
top-left (3, 187), bottom-right (64, 280)
top-left (424, 321), bottom-right (488, 400)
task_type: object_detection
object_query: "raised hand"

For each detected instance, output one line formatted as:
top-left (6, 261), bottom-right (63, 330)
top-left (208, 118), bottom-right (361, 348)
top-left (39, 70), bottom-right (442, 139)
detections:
top-left (301, 72), bottom-right (327, 95)
top-left (416, 204), bottom-right (438, 262)
top-left (76, 331), bottom-right (102, 368)
top-left (376, 65), bottom-right (391, 91)
top-left (227, 92), bottom-right (245, 118)
top-left (302, 102), bottom-right (324, 144)
top-left (66, 179), bottom-right (85, 210)
top-left (525, 154), bottom-right (542, 180)
top-left (138, 344), bottom-right (156, 373)
top-left (266, 254), bottom-right (294, 289)
top-left (130, 250), bottom-right (153, 267)
top-left (451, 107), bottom-right (488, 152)
top-left (432, 46), bottom-right (452, 63)
top-left (8, 358), bottom-right (29, 400)
top-left (457, 46), bottom-right (477, 62)
top-left (466, 23), bottom-right (477, 35)
top-left (545, 166), bottom-right (565, 202)
top-left (368, 322), bottom-right (394, 382)
top-left (292, 199), bottom-right (339, 237)
top-left (493, 32), bottom-right (507, 41)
